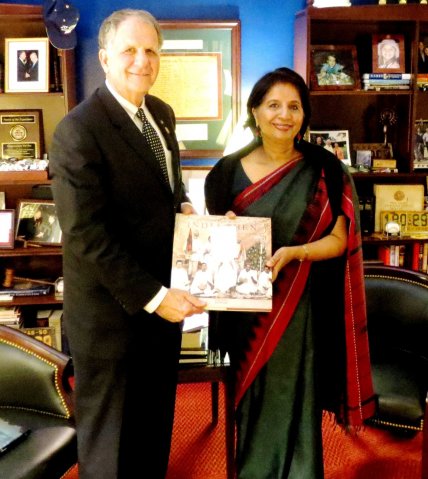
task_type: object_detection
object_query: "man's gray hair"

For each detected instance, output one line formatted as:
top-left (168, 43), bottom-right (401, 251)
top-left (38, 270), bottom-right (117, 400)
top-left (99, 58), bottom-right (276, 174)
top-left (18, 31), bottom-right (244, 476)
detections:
top-left (98, 9), bottom-right (163, 50)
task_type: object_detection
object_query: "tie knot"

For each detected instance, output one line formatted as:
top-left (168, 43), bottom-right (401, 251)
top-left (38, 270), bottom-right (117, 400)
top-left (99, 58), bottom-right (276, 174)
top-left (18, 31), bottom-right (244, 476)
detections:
top-left (136, 108), bottom-right (147, 123)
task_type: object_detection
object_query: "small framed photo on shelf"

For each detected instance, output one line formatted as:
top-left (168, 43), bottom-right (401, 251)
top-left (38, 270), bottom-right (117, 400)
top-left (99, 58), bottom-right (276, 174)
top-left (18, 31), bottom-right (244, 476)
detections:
top-left (4, 38), bottom-right (49, 93)
top-left (372, 34), bottom-right (405, 74)
top-left (0, 210), bottom-right (15, 249)
top-left (414, 119), bottom-right (428, 169)
top-left (309, 129), bottom-right (351, 165)
top-left (310, 45), bottom-right (360, 91)
top-left (15, 199), bottom-right (62, 246)
top-left (355, 150), bottom-right (372, 170)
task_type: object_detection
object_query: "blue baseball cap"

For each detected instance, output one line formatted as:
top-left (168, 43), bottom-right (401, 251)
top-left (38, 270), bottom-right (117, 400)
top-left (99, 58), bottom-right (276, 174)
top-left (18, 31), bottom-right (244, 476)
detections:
top-left (43, 0), bottom-right (80, 50)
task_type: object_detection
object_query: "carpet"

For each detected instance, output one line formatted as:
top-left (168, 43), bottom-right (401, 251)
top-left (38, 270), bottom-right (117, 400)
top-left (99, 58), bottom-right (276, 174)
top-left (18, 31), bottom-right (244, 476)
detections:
top-left (63, 382), bottom-right (422, 479)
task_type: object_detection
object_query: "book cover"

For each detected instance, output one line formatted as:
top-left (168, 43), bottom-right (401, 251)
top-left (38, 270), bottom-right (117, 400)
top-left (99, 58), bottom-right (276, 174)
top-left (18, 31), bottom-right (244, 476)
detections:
top-left (0, 281), bottom-right (51, 297)
top-left (362, 73), bottom-right (411, 80)
top-left (373, 184), bottom-right (425, 232)
top-left (171, 213), bottom-right (272, 312)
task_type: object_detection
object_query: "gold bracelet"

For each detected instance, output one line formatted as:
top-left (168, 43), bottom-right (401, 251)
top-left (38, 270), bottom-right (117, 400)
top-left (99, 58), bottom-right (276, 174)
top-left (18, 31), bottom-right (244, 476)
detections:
top-left (299, 244), bottom-right (309, 262)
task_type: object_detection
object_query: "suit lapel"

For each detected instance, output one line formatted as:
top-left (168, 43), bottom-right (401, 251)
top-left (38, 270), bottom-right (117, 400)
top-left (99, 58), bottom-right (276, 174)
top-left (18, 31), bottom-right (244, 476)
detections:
top-left (96, 86), bottom-right (173, 194)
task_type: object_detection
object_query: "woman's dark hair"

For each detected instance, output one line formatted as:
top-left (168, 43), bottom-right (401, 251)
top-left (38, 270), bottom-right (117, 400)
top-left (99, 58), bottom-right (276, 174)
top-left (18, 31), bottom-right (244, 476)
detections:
top-left (245, 67), bottom-right (311, 140)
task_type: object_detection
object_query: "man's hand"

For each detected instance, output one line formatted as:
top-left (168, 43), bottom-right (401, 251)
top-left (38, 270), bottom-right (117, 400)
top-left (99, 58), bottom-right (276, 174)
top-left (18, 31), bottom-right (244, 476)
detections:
top-left (181, 203), bottom-right (197, 215)
top-left (155, 288), bottom-right (206, 322)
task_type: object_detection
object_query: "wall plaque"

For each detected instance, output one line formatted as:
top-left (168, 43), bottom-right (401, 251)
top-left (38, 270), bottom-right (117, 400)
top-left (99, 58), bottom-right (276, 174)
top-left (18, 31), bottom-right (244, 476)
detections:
top-left (0, 109), bottom-right (44, 160)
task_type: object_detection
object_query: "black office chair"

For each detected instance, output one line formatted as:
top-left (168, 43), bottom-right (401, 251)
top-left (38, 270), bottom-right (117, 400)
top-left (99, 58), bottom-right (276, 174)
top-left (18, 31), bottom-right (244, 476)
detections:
top-left (363, 264), bottom-right (428, 479)
top-left (0, 324), bottom-right (76, 479)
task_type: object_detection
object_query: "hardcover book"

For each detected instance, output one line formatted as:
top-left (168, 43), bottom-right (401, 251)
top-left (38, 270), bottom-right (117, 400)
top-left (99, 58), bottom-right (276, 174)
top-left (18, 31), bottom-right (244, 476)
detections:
top-left (373, 184), bottom-right (425, 232)
top-left (171, 213), bottom-right (272, 312)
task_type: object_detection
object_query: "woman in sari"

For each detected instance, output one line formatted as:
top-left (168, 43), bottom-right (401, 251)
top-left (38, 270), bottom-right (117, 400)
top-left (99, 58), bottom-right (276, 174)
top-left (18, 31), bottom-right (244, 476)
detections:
top-left (204, 67), bottom-right (375, 479)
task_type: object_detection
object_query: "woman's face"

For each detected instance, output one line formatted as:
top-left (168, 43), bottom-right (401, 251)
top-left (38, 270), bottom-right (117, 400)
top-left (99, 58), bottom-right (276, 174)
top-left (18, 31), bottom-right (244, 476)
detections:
top-left (252, 82), bottom-right (304, 145)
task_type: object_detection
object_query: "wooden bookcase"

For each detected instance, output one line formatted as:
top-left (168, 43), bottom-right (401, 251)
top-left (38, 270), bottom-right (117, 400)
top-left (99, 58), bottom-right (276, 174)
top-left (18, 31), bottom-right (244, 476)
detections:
top-left (294, 4), bottom-right (428, 268)
top-left (0, 4), bottom-right (76, 315)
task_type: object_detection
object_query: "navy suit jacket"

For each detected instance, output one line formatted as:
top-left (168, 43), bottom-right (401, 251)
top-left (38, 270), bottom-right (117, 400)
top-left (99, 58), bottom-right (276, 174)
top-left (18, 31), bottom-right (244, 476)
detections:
top-left (49, 84), bottom-right (188, 358)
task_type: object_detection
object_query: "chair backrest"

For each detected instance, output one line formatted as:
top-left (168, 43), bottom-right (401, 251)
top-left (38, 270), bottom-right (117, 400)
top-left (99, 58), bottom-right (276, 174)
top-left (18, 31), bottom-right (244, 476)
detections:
top-left (364, 264), bottom-right (428, 431)
top-left (0, 325), bottom-right (74, 419)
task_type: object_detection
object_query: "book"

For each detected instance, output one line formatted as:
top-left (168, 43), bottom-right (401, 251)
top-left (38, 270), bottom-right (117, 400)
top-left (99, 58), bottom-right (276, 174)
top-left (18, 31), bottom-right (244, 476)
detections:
top-left (48, 309), bottom-right (63, 351)
top-left (0, 281), bottom-right (51, 298)
top-left (373, 184), bottom-right (425, 232)
top-left (362, 73), bottom-right (412, 80)
top-left (181, 326), bottom-right (208, 350)
top-left (171, 213), bottom-right (272, 312)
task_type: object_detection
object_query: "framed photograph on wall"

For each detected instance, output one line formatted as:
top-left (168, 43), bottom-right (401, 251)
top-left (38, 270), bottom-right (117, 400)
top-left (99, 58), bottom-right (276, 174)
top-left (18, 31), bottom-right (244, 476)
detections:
top-left (15, 199), bottom-right (61, 246)
top-left (309, 129), bottom-right (351, 165)
top-left (0, 210), bottom-right (15, 248)
top-left (150, 20), bottom-right (241, 159)
top-left (5, 38), bottom-right (49, 93)
top-left (310, 45), bottom-right (360, 91)
top-left (372, 34), bottom-right (405, 74)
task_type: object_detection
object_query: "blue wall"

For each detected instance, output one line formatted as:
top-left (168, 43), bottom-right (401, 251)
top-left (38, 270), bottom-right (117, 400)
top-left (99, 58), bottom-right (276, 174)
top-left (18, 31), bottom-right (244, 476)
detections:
top-left (5, 0), bottom-right (307, 105)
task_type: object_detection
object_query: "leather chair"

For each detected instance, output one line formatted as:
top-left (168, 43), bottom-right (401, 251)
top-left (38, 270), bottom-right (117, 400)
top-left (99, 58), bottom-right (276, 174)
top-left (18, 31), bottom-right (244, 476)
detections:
top-left (363, 264), bottom-right (428, 478)
top-left (0, 324), bottom-right (76, 479)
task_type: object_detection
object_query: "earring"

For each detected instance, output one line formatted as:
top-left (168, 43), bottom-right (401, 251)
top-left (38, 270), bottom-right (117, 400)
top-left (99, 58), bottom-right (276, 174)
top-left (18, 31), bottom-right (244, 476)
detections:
top-left (296, 133), bottom-right (302, 144)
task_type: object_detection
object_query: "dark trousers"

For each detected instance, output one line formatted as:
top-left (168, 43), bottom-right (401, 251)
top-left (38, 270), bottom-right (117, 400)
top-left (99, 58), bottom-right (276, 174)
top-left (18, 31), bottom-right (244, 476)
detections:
top-left (72, 319), bottom-right (181, 479)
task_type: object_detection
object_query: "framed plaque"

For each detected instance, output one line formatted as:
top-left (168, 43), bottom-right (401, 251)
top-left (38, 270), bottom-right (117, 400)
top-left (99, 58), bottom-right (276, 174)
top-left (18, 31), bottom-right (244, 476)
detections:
top-left (153, 20), bottom-right (241, 160)
top-left (0, 110), bottom-right (44, 160)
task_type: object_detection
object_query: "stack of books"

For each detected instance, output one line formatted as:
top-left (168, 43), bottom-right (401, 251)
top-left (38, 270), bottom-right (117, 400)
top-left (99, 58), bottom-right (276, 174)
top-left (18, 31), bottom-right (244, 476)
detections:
top-left (180, 326), bottom-right (208, 365)
top-left (362, 73), bottom-right (411, 91)
top-left (0, 306), bottom-right (22, 329)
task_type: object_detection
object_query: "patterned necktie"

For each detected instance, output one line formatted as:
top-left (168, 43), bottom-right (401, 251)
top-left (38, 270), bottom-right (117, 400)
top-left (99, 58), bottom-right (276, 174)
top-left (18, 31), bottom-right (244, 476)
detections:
top-left (136, 108), bottom-right (169, 186)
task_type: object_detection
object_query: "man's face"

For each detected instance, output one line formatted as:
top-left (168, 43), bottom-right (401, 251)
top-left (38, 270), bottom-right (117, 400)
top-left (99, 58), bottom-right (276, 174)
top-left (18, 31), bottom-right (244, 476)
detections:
top-left (99, 17), bottom-right (160, 106)
top-left (30, 52), bottom-right (37, 63)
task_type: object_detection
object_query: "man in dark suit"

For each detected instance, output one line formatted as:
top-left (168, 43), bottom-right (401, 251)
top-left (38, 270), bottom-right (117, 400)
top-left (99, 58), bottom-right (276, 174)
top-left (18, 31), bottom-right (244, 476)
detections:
top-left (17, 50), bottom-right (28, 81)
top-left (49, 9), bottom-right (206, 479)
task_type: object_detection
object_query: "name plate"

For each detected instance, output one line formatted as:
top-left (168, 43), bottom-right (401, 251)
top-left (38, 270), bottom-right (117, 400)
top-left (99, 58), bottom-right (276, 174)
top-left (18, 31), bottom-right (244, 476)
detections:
top-left (381, 210), bottom-right (428, 234)
top-left (0, 109), bottom-right (43, 160)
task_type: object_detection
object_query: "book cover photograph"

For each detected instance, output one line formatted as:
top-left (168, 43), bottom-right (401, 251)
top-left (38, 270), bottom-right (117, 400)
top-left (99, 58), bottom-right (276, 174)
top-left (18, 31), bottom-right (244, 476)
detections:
top-left (171, 214), bottom-right (272, 312)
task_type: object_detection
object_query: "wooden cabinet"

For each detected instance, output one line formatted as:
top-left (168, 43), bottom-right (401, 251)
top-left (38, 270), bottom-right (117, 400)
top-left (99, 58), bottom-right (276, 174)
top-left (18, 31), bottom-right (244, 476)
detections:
top-left (294, 5), bottom-right (428, 267)
top-left (0, 4), bottom-right (76, 314)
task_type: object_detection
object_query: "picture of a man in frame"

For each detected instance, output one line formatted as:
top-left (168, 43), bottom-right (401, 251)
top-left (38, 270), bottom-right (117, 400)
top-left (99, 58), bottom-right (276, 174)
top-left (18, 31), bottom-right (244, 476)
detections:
top-left (16, 50), bottom-right (39, 82)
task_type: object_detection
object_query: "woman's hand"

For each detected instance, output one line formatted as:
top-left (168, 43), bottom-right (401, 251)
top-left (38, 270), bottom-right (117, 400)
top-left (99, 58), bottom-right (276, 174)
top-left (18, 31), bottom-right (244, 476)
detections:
top-left (266, 246), bottom-right (299, 281)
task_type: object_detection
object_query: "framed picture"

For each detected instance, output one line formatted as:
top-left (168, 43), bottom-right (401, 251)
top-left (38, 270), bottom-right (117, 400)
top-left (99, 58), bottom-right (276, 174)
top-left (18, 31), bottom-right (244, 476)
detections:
top-left (5, 38), bottom-right (49, 93)
top-left (15, 199), bottom-right (62, 246)
top-left (0, 210), bottom-right (15, 248)
top-left (150, 20), bottom-right (241, 159)
top-left (309, 129), bottom-right (351, 165)
top-left (310, 45), bottom-right (360, 91)
top-left (372, 34), bottom-right (405, 74)
top-left (414, 119), bottom-right (428, 168)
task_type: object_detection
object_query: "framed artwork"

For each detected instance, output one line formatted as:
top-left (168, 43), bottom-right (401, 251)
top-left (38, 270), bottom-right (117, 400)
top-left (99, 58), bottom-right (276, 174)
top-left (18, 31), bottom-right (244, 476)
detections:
top-left (5, 38), bottom-right (49, 93)
top-left (15, 199), bottom-right (62, 246)
top-left (0, 210), bottom-right (15, 248)
top-left (310, 45), bottom-right (360, 91)
top-left (309, 129), bottom-right (351, 165)
top-left (372, 34), bottom-right (405, 74)
top-left (150, 20), bottom-right (241, 159)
